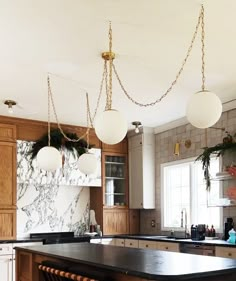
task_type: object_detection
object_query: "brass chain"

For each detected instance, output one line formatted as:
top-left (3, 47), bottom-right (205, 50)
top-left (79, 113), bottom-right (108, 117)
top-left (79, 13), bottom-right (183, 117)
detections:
top-left (47, 76), bottom-right (51, 146)
top-left (112, 5), bottom-right (204, 107)
top-left (108, 22), bottom-right (113, 110)
top-left (201, 5), bottom-right (205, 91)
top-left (47, 75), bottom-right (89, 143)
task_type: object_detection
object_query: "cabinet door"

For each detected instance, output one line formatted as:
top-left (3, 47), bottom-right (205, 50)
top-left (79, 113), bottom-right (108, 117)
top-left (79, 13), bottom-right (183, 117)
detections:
top-left (0, 255), bottom-right (13, 281)
top-left (129, 145), bottom-right (143, 208)
top-left (0, 141), bottom-right (16, 208)
top-left (103, 153), bottom-right (128, 208)
top-left (103, 209), bottom-right (129, 235)
top-left (0, 209), bottom-right (16, 239)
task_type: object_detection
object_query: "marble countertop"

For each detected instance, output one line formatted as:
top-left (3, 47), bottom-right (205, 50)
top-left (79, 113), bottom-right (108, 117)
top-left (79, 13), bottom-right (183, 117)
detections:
top-left (15, 242), bottom-right (236, 280)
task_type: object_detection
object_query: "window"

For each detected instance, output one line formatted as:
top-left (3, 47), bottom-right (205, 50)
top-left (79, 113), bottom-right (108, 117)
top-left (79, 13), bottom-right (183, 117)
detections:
top-left (161, 157), bottom-right (222, 232)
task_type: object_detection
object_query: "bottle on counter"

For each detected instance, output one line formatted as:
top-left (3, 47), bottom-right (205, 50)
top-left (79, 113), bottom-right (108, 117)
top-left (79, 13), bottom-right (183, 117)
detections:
top-left (211, 225), bottom-right (215, 237)
top-left (206, 225), bottom-right (210, 237)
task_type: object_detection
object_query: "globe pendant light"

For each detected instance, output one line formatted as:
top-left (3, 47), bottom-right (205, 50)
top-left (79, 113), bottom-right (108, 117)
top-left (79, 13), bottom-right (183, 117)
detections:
top-left (94, 24), bottom-right (128, 145)
top-left (37, 146), bottom-right (62, 171)
top-left (186, 90), bottom-right (222, 128)
top-left (36, 76), bottom-right (62, 171)
top-left (186, 5), bottom-right (222, 128)
top-left (78, 151), bottom-right (97, 175)
top-left (95, 109), bottom-right (127, 145)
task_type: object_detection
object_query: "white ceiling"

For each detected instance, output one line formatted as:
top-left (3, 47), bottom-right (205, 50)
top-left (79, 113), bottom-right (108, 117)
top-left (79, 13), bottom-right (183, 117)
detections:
top-left (0, 0), bottom-right (235, 131)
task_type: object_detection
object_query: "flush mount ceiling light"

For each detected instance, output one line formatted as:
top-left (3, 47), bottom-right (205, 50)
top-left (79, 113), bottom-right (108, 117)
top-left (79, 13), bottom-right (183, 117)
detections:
top-left (94, 5), bottom-right (222, 144)
top-left (132, 121), bottom-right (142, 134)
top-left (4, 100), bottom-right (16, 114)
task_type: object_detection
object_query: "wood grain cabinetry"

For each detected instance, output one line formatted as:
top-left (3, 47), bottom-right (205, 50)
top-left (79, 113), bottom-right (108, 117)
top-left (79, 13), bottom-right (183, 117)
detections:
top-left (90, 138), bottom-right (140, 235)
top-left (215, 246), bottom-right (236, 258)
top-left (0, 124), bottom-right (16, 239)
top-left (103, 209), bottom-right (129, 235)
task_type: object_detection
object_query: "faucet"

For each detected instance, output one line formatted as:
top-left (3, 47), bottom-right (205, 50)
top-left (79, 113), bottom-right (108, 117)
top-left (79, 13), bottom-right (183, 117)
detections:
top-left (181, 208), bottom-right (189, 238)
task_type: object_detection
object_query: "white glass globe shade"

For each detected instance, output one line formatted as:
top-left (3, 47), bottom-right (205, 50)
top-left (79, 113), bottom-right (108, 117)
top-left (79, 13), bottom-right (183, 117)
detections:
top-left (78, 152), bottom-right (97, 175)
top-left (37, 146), bottom-right (62, 171)
top-left (94, 109), bottom-right (128, 145)
top-left (186, 90), bottom-right (222, 129)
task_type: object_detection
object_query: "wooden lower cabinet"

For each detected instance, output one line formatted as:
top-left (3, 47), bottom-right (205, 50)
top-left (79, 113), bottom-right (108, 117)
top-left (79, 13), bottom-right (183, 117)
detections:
top-left (103, 209), bottom-right (129, 235)
top-left (215, 246), bottom-right (236, 259)
top-left (0, 209), bottom-right (16, 239)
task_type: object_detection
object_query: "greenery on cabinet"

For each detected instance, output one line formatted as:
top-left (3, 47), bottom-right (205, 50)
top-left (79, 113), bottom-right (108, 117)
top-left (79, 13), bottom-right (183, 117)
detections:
top-left (29, 129), bottom-right (90, 160)
top-left (196, 132), bottom-right (236, 190)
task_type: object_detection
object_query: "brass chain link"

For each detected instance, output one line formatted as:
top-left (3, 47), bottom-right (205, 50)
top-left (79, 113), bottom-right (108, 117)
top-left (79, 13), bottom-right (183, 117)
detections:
top-left (112, 5), bottom-right (204, 107)
top-left (47, 76), bottom-right (51, 146)
top-left (201, 5), bottom-right (205, 91)
top-left (108, 22), bottom-right (113, 110)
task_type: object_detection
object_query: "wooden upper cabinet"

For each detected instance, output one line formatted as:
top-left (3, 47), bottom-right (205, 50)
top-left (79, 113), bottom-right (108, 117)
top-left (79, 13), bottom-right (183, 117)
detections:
top-left (102, 138), bottom-right (128, 154)
top-left (0, 141), bottom-right (16, 208)
top-left (0, 123), bottom-right (16, 142)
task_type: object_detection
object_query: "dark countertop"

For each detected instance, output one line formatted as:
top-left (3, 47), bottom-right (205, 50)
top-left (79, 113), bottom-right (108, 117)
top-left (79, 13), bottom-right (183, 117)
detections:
top-left (0, 237), bottom-right (44, 244)
top-left (98, 234), bottom-right (236, 248)
top-left (15, 242), bottom-right (236, 280)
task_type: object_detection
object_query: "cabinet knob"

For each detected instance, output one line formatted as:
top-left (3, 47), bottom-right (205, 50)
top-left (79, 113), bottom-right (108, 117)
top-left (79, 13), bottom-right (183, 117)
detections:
top-left (130, 243), bottom-right (133, 246)
top-left (146, 245), bottom-right (149, 248)
top-left (228, 253), bottom-right (232, 257)
top-left (165, 247), bottom-right (168, 250)
top-left (0, 248), bottom-right (2, 251)
top-left (141, 203), bottom-right (143, 206)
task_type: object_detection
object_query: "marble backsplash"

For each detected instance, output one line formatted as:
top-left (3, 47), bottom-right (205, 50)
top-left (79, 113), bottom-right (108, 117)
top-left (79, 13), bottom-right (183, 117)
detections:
top-left (16, 140), bottom-right (100, 237)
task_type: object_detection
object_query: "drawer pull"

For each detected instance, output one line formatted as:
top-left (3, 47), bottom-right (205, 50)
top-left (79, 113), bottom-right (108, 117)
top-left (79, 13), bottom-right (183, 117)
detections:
top-left (165, 247), bottom-right (168, 250)
top-left (228, 253), bottom-right (232, 257)
top-left (146, 245), bottom-right (149, 248)
top-left (0, 248), bottom-right (2, 251)
top-left (130, 243), bottom-right (133, 246)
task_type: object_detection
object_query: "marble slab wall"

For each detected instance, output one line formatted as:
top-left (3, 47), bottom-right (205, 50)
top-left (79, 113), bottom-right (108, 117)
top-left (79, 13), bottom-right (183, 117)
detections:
top-left (17, 140), bottom-right (101, 237)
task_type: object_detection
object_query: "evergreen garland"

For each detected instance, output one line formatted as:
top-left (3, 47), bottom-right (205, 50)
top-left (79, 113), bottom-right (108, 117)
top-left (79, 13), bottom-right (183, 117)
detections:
top-left (196, 133), bottom-right (236, 190)
top-left (29, 129), bottom-right (91, 160)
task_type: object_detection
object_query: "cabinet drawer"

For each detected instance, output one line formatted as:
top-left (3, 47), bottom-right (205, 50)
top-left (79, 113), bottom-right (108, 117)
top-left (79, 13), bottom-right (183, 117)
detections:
top-left (215, 246), bottom-right (236, 258)
top-left (0, 243), bottom-right (12, 255)
top-left (115, 238), bottom-right (125, 247)
top-left (139, 240), bottom-right (157, 249)
top-left (125, 239), bottom-right (139, 248)
top-left (157, 242), bottom-right (179, 252)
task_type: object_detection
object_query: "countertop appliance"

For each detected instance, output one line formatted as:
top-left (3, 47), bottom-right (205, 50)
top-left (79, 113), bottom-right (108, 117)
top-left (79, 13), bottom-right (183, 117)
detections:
top-left (30, 232), bottom-right (91, 244)
top-left (224, 217), bottom-right (234, 241)
top-left (191, 224), bottom-right (206, 241)
top-left (179, 243), bottom-right (215, 256)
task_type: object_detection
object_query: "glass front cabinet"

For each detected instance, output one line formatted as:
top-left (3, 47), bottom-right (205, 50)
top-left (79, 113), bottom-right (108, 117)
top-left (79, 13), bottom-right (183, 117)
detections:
top-left (103, 153), bottom-right (128, 208)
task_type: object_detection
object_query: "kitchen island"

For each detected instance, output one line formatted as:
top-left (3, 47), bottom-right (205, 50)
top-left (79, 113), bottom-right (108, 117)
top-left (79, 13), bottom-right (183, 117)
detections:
top-left (15, 242), bottom-right (236, 281)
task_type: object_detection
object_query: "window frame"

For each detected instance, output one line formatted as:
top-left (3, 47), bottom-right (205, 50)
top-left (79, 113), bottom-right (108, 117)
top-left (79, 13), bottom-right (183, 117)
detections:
top-left (161, 157), bottom-right (223, 233)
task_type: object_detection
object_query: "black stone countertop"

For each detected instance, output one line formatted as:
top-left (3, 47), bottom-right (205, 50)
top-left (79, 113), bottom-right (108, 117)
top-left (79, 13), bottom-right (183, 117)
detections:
top-left (0, 237), bottom-right (44, 244)
top-left (15, 242), bottom-right (236, 280)
top-left (97, 234), bottom-right (236, 248)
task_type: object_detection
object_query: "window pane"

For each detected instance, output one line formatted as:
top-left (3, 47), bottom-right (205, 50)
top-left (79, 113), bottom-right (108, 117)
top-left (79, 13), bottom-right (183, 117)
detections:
top-left (163, 163), bottom-right (190, 228)
top-left (162, 157), bottom-right (221, 231)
